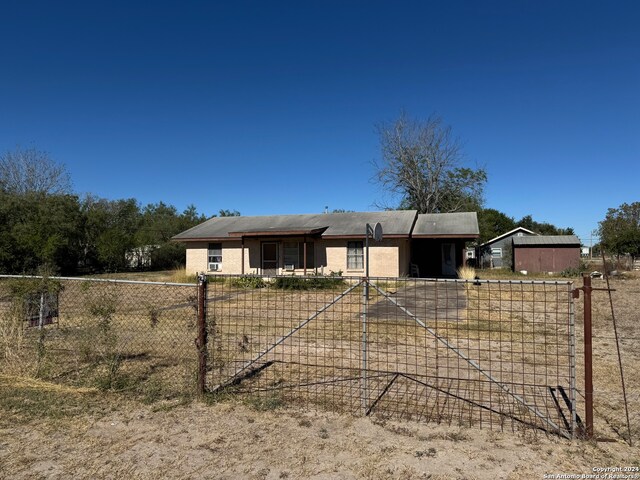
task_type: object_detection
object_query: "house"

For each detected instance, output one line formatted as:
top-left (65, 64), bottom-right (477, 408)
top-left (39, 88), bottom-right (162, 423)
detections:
top-left (172, 210), bottom-right (479, 278)
top-left (512, 235), bottom-right (581, 273)
top-left (477, 227), bottom-right (538, 269)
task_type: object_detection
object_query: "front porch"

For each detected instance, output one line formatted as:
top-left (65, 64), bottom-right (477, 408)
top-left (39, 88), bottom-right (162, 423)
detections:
top-left (410, 239), bottom-right (466, 278)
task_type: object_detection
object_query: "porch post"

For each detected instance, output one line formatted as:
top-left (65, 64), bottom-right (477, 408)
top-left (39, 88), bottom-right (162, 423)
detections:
top-left (241, 236), bottom-right (245, 275)
top-left (303, 236), bottom-right (307, 275)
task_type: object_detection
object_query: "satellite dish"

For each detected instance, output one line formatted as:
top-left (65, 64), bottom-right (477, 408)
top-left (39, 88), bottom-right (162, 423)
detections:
top-left (373, 222), bottom-right (383, 242)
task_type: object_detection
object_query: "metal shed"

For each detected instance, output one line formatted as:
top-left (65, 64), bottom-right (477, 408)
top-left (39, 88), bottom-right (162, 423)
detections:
top-left (512, 235), bottom-right (581, 273)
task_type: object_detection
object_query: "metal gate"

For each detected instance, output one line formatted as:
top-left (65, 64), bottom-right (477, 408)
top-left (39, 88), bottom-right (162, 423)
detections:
top-left (204, 275), bottom-right (576, 438)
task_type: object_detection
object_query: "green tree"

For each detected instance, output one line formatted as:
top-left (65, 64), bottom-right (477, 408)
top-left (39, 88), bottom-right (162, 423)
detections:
top-left (81, 197), bottom-right (141, 271)
top-left (598, 202), bottom-right (640, 260)
top-left (136, 202), bottom-right (209, 269)
top-left (0, 192), bottom-right (83, 274)
top-left (477, 208), bottom-right (516, 244)
top-left (375, 112), bottom-right (487, 213)
top-left (516, 215), bottom-right (574, 236)
top-left (180, 204), bottom-right (207, 229)
top-left (218, 209), bottom-right (241, 217)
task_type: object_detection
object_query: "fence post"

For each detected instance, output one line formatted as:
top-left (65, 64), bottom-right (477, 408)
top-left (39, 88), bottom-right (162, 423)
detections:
top-left (196, 274), bottom-right (208, 396)
top-left (582, 274), bottom-right (594, 438)
top-left (361, 276), bottom-right (368, 414)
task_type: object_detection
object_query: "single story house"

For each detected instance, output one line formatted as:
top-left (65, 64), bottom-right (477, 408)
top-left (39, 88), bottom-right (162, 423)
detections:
top-left (172, 210), bottom-right (479, 278)
top-left (477, 227), bottom-right (538, 269)
top-left (512, 235), bottom-right (581, 273)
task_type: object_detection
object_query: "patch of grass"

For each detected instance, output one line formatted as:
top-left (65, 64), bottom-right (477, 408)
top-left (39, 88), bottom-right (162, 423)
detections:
top-left (457, 265), bottom-right (476, 280)
top-left (169, 267), bottom-right (198, 284)
top-left (0, 375), bottom-right (104, 425)
top-left (244, 393), bottom-right (284, 411)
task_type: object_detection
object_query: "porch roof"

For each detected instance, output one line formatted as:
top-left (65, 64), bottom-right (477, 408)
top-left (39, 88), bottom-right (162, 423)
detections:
top-left (412, 212), bottom-right (479, 238)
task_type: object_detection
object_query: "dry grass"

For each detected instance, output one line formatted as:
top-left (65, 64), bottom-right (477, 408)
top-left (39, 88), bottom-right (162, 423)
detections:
top-left (1, 271), bottom-right (639, 478)
top-left (457, 265), bottom-right (477, 280)
top-left (0, 375), bottom-right (637, 479)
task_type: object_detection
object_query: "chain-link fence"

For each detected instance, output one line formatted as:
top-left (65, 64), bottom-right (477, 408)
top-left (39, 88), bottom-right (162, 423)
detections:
top-left (206, 275), bottom-right (576, 438)
top-left (0, 275), bottom-right (199, 397)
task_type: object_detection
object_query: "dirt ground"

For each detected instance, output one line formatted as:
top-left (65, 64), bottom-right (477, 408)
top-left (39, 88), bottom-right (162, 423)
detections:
top-left (0, 378), bottom-right (638, 480)
top-left (1, 269), bottom-right (639, 479)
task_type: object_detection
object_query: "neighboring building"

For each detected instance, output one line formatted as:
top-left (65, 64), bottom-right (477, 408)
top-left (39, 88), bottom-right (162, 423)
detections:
top-left (172, 210), bottom-right (479, 278)
top-left (125, 245), bottom-right (158, 269)
top-left (512, 235), bottom-right (581, 273)
top-left (477, 227), bottom-right (538, 269)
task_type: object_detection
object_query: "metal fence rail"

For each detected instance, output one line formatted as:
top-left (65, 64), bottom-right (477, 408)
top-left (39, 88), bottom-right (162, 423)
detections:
top-left (205, 275), bottom-right (576, 437)
top-left (0, 275), bottom-right (198, 396)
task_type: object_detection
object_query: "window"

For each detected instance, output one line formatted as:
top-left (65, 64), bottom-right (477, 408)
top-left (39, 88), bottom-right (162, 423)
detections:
top-left (283, 242), bottom-right (314, 269)
top-left (347, 241), bottom-right (364, 269)
top-left (491, 247), bottom-right (502, 258)
top-left (208, 243), bottom-right (222, 270)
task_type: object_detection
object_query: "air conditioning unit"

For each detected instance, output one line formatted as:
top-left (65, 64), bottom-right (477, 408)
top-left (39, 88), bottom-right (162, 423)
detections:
top-left (284, 264), bottom-right (295, 271)
top-left (208, 262), bottom-right (221, 271)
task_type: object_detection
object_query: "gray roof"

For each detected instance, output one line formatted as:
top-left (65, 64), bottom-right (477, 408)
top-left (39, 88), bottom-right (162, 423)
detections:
top-left (480, 227), bottom-right (538, 247)
top-left (172, 210), bottom-right (419, 240)
top-left (512, 235), bottom-right (580, 246)
top-left (412, 212), bottom-right (479, 237)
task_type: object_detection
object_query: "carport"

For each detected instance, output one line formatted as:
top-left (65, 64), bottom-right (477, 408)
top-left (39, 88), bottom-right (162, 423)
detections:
top-left (410, 212), bottom-right (479, 278)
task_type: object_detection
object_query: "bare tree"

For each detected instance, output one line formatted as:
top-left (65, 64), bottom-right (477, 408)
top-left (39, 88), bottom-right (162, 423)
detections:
top-left (374, 112), bottom-right (486, 213)
top-left (0, 147), bottom-right (72, 195)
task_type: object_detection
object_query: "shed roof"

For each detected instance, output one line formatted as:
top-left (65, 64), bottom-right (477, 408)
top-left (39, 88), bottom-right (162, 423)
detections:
top-left (412, 212), bottom-right (479, 238)
top-left (172, 210), bottom-right (419, 240)
top-left (480, 227), bottom-right (538, 247)
top-left (512, 235), bottom-right (580, 246)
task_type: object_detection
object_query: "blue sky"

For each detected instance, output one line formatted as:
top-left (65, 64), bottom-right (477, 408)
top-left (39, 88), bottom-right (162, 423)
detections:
top-left (1, 1), bottom-right (638, 246)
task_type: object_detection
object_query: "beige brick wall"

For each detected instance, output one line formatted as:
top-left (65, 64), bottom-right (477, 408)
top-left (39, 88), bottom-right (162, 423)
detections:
top-left (185, 242), bottom-right (208, 274)
top-left (185, 238), bottom-right (404, 277)
top-left (323, 238), bottom-right (401, 277)
top-left (185, 241), bottom-right (244, 275)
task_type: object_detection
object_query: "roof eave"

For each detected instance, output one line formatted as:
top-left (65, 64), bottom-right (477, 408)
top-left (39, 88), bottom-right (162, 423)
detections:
top-left (411, 234), bottom-right (479, 239)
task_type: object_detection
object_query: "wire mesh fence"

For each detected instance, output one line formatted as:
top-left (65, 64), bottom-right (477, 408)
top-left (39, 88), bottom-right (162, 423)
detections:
top-left (574, 280), bottom-right (640, 444)
top-left (0, 273), bottom-right (585, 439)
top-left (206, 275), bottom-right (576, 438)
top-left (0, 275), bottom-right (199, 396)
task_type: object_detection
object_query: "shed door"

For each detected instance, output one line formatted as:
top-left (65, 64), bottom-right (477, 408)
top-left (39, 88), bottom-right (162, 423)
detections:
top-left (262, 242), bottom-right (278, 275)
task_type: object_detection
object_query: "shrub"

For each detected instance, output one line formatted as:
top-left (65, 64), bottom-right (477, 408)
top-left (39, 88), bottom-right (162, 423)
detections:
top-left (228, 275), bottom-right (267, 289)
top-left (273, 272), bottom-right (344, 290)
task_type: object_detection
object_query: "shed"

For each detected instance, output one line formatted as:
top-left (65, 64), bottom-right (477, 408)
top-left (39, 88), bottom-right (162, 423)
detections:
top-left (512, 235), bottom-right (581, 273)
top-left (478, 227), bottom-right (537, 269)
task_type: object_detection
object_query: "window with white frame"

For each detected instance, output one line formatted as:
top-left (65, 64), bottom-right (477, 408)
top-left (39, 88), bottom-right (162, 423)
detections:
top-left (491, 247), bottom-right (502, 258)
top-left (283, 242), bottom-right (314, 269)
top-left (347, 241), bottom-right (364, 269)
top-left (208, 243), bottom-right (222, 271)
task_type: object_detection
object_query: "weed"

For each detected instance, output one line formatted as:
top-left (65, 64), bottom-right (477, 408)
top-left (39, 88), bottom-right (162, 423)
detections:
top-left (298, 418), bottom-right (312, 427)
top-left (457, 265), bottom-right (476, 280)
top-left (147, 305), bottom-right (160, 328)
top-left (228, 275), bottom-right (268, 289)
top-left (414, 447), bottom-right (436, 458)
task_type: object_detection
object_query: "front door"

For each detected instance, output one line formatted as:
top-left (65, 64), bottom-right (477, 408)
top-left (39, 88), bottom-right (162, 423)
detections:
top-left (262, 242), bottom-right (278, 275)
top-left (441, 243), bottom-right (456, 277)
